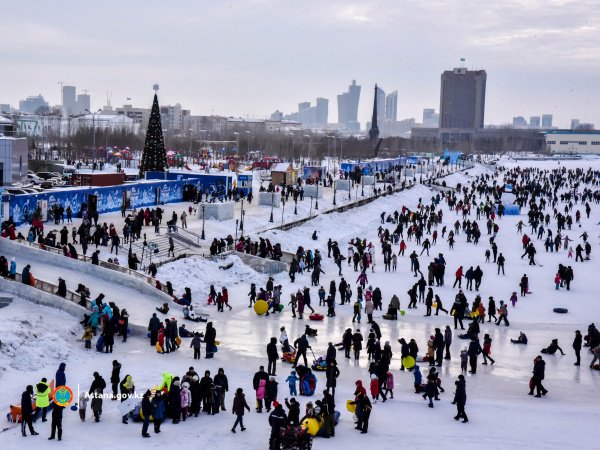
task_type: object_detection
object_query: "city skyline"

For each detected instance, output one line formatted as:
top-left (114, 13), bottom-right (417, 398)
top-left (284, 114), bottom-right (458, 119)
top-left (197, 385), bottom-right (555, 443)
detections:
top-left (1, 0), bottom-right (599, 128)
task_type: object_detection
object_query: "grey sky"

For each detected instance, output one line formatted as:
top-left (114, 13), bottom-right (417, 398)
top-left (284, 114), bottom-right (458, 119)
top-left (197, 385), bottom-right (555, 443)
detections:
top-left (2, 0), bottom-right (599, 128)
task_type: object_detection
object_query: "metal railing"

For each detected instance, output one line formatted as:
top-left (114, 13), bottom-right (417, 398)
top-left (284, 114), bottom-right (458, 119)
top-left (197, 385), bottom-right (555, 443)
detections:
top-left (9, 272), bottom-right (91, 309)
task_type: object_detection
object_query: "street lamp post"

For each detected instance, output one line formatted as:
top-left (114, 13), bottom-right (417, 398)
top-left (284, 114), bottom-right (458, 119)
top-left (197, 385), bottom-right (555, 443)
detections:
top-left (269, 192), bottom-right (274, 223)
top-left (85, 108), bottom-right (101, 162)
top-left (233, 132), bottom-right (240, 156)
top-left (244, 130), bottom-right (251, 157)
top-left (235, 219), bottom-right (239, 240)
top-left (361, 175), bottom-right (364, 197)
top-left (294, 197), bottom-right (297, 215)
top-left (201, 203), bottom-right (206, 240)
top-left (315, 184), bottom-right (319, 210)
top-left (309, 196), bottom-right (313, 217)
top-left (333, 180), bottom-right (337, 206)
top-left (239, 199), bottom-right (244, 232)
top-left (281, 197), bottom-right (285, 225)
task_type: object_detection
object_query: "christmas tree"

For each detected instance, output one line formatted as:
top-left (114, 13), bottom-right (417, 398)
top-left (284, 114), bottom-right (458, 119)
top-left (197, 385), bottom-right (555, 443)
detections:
top-left (139, 93), bottom-right (167, 177)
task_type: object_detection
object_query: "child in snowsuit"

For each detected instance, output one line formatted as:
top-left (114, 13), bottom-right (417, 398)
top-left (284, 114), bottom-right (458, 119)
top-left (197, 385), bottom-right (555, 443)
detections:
top-left (286, 371), bottom-right (299, 396)
top-left (413, 365), bottom-right (423, 393)
top-left (510, 292), bottom-right (518, 307)
top-left (248, 283), bottom-right (256, 307)
top-left (423, 379), bottom-right (439, 407)
top-left (370, 373), bottom-right (380, 402)
top-left (91, 389), bottom-right (103, 422)
top-left (383, 372), bottom-right (394, 399)
top-left (265, 378), bottom-right (278, 412)
top-left (82, 326), bottom-right (93, 349)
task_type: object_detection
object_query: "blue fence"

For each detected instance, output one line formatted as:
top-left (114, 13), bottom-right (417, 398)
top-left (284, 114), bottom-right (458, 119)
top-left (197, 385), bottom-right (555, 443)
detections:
top-left (145, 171), bottom-right (232, 199)
top-left (3, 180), bottom-right (189, 226)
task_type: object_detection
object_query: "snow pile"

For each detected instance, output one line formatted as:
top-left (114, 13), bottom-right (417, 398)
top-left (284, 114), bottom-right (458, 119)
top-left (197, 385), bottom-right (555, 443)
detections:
top-left (0, 301), bottom-right (77, 375)
top-left (443, 163), bottom-right (495, 188)
top-left (157, 254), bottom-right (265, 300)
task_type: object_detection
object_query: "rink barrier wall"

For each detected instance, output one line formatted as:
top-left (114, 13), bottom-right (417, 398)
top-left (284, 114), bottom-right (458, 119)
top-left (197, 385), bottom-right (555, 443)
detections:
top-left (0, 237), bottom-right (173, 305)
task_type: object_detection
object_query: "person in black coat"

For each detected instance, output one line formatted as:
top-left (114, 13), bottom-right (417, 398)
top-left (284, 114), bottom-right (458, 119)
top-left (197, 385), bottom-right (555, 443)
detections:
top-left (102, 323), bottom-right (115, 353)
top-left (326, 342), bottom-right (337, 364)
top-left (573, 330), bottom-right (583, 366)
top-left (205, 322), bottom-right (216, 358)
top-left (452, 375), bottom-right (468, 423)
top-left (148, 313), bottom-right (160, 346)
top-left (285, 397), bottom-right (300, 425)
top-left (141, 390), bottom-right (152, 437)
top-left (267, 337), bottom-right (279, 376)
top-left (529, 356), bottom-right (548, 397)
top-left (252, 366), bottom-right (269, 413)
top-left (214, 368), bottom-right (229, 411)
top-left (199, 371), bottom-right (212, 414)
top-left (342, 329), bottom-right (353, 358)
top-left (21, 385), bottom-right (38, 436)
top-left (110, 360), bottom-right (121, 399)
top-left (467, 337), bottom-right (482, 374)
top-left (21, 264), bottom-right (31, 285)
top-left (169, 379), bottom-right (182, 423)
top-left (352, 330), bottom-right (363, 360)
top-left (325, 362), bottom-right (340, 397)
top-left (89, 372), bottom-right (106, 394)
top-left (268, 404), bottom-right (288, 449)
top-left (433, 328), bottom-right (445, 366)
top-left (48, 405), bottom-right (64, 440)
top-left (322, 390), bottom-right (336, 436)
top-left (56, 278), bottom-right (67, 297)
top-left (293, 334), bottom-right (310, 368)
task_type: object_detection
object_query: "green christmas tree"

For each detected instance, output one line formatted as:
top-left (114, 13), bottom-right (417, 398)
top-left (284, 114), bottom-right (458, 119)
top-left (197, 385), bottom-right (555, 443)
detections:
top-left (139, 93), bottom-right (167, 177)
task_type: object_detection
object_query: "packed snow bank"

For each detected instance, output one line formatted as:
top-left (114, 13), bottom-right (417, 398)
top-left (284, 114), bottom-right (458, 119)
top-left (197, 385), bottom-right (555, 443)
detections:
top-left (0, 299), bottom-right (77, 376)
top-left (442, 163), bottom-right (495, 188)
top-left (157, 255), bottom-right (264, 302)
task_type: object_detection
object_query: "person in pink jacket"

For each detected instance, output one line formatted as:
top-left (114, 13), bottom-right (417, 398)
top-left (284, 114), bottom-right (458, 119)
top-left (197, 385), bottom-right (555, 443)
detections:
top-left (383, 372), bottom-right (394, 399)
top-left (180, 382), bottom-right (191, 421)
top-left (256, 379), bottom-right (266, 412)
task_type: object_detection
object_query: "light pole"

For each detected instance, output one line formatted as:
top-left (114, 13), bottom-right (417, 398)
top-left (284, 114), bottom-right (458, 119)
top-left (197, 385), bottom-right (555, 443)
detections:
top-left (333, 180), bottom-right (337, 206)
top-left (85, 108), bottom-right (101, 162)
top-left (303, 134), bottom-right (310, 166)
top-left (361, 174), bottom-right (364, 197)
top-left (235, 219), bottom-right (239, 240)
top-left (309, 196), bottom-right (313, 216)
top-left (315, 184), bottom-right (319, 210)
top-left (233, 132), bottom-right (240, 156)
top-left (239, 199), bottom-right (244, 232)
top-left (269, 192), bottom-right (274, 223)
top-left (281, 197), bottom-right (285, 225)
top-left (201, 203), bottom-right (206, 240)
top-left (188, 128), bottom-right (193, 162)
top-left (294, 196), bottom-right (297, 215)
top-left (244, 130), bottom-right (251, 157)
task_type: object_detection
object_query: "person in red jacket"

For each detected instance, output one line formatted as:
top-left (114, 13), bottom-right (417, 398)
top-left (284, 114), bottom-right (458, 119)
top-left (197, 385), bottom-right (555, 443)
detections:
top-left (453, 266), bottom-right (463, 288)
top-left (369, 374), bottom-right (380, 402)
top-left (354, 380), bottom-right (366, 399)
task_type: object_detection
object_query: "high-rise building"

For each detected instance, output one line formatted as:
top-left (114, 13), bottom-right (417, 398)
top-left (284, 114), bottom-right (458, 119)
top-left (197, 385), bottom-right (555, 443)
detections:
top-left (337, 80), bottom-right (361, 130)
top-left (297, 99), bottom-right (328, 127)
top-left (541, 114), bottom-right (553, 128)
top-left (422, 108), bottom-right (439, 127)
top-left (529, 116), bottom-right (541, 127)
top-left (376, 86), bottom-right (385, 123)
top-left (512, 116), bottom-right (527, 127)
top-left (315, 98), bottom-right (328, 125)
top-left (440, 68), bottom-right (486, 129)
top-left (18, 95), bottom-right (49, 114)
top-left (385, 91), bottom-right (398, 121)
top-left (62, 85), bottom-right (77, 116)
top-left (570, 119), bottom-right (580, 130)
top-left (76, 94), bottom-right (91, 114)
top-left (0, 104), bottom-right (10, 114)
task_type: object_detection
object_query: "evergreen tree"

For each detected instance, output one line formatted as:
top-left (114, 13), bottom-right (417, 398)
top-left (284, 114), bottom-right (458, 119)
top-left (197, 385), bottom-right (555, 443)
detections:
top-left (139, 93), bottom-right (167, 177)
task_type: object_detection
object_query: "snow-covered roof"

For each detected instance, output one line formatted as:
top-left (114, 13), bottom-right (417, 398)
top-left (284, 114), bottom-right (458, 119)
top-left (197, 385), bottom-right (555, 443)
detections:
top-left (271, 162), bottom-right (292, 172)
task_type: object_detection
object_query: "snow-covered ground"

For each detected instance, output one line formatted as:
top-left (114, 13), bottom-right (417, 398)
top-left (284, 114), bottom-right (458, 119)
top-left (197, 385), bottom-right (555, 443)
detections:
top-left (1, 159), bottom-right (599, 449)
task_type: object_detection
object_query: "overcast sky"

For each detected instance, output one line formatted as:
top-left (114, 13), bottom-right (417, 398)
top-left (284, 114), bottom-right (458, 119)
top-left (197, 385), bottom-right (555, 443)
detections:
top-left (2, 0), bottom-right (599, 128)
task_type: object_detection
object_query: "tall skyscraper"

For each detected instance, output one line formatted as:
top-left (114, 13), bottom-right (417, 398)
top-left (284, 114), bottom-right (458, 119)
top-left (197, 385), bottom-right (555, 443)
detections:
top-left (570, 119), bottom-right (580, 130)
top-left (376, 86), bottom-right (385, 123)
top-left (529, 116), bottom-right (541, 127)
top-left (62, 85), bottom-right (77, 116)
top-left (541, 114), bottom-right (553, 128)
top-left (315, 98), bottom-right (328, 125)
top-left (440, 68), bottom-right (486, 129)
top-left (512, 116), bottom-right (527, 127)
top-left (76, 94), bottom-right (91, 114)
top-left (385, 91), bottom-right (398, 121)
top-left (337, 80), bottom-right (361, 130)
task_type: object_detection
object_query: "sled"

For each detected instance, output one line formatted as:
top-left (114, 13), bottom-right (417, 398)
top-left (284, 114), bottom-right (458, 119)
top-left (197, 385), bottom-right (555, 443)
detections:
top-left (553, 308), bottom-right (568, 314)
top-left (309, 314), bottom-right (324, 321)
top-left (382, 314), bottom-right (396, 320)
top-left (301, 417), bottom-right (322, 436)
top-left (175, 336), bottom-right (182, 346)
top-left (345, 400), bottom-right (356, 413)
top-left (278, 304), bottom-right (285, 312)
top-left (282, 352), bottom-right (296, 364)
top-left (155, 342), bottom-right (163, 353)
top-left (400, 310), bottom-right (406, 316)
top-left (279, 425), bottom-right (312, 450)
